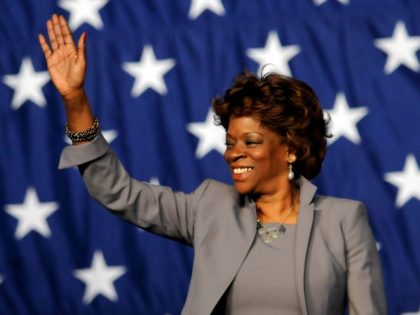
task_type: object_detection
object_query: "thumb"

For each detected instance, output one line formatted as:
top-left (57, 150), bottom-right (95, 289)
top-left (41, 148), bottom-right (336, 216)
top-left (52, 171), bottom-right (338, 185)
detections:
top-left (77, 32), bottom-right (87, 63)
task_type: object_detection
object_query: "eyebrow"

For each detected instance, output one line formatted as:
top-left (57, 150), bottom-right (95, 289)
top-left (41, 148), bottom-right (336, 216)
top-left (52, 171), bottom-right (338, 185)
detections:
top-left (226, 132), bottom-right (264, 138)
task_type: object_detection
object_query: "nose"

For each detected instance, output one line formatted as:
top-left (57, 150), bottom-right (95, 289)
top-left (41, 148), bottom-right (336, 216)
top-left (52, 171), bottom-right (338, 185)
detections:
top-left (224, 145), bottom-right (246, 162)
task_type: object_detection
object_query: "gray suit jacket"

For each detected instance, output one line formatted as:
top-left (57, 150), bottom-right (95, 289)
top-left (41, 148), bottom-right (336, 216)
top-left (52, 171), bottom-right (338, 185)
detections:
top-left (59, 134), bottom-right (387, 315)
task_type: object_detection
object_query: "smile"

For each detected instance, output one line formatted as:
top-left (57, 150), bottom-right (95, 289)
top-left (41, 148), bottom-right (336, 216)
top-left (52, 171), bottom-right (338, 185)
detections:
top-left (232, 167), bottom-right (253, 174)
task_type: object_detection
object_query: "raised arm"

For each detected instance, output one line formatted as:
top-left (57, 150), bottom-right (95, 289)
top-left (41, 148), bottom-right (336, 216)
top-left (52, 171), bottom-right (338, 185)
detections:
top-left (39, 14), bottom-right (94, 142)
top-left (42, 14), bottom-right (202, 244)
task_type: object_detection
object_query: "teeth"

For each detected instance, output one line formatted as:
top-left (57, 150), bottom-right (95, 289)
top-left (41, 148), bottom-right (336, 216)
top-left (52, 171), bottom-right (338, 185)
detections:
top-left (233, 167), bottom-right (252, 174)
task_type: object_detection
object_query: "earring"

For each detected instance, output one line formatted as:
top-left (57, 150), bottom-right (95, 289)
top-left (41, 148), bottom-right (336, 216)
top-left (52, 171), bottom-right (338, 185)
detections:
top-left (288, 163), bottom-right (294, 180)
top-left (287, 153), bottom-right (296, 181)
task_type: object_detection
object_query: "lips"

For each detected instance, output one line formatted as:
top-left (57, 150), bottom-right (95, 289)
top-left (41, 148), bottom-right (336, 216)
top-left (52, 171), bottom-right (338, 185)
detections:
top-left (231, 167), bottom-right (254, 180)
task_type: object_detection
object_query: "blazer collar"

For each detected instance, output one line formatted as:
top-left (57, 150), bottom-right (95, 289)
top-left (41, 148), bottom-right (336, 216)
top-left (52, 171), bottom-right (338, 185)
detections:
top-left (223, 177), bottom-right (318, 315)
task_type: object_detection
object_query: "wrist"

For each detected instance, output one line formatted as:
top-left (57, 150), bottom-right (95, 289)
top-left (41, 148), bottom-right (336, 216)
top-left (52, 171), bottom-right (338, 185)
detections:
top-left (65, 117), bottom-right (100, 143)
top-left (62, 89), bottom-right (87, 108)
top-left (63, 90), bottom-right (95, 132)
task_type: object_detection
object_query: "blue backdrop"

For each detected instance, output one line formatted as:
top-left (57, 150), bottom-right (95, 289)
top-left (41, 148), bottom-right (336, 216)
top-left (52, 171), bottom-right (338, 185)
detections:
top-left (0, 0), bottom-right (419, 314)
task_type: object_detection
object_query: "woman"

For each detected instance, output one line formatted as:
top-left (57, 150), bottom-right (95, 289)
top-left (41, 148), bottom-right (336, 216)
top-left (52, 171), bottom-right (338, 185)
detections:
top-left (39, 14), bottom-right (386, 315)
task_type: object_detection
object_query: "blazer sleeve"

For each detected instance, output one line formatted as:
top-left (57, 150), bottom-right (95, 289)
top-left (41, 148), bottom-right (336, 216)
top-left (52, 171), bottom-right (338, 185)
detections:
top-left (58, 133), bottom-right (210, 245)
top-left (342, 202), bottom-right (387, 315)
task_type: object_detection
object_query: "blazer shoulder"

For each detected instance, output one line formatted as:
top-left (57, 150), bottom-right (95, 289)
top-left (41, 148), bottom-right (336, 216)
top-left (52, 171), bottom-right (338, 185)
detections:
top-left (314, 195), bottom-right (366, 221)
top-left (196, 179), bottom-right (236, 197)
top-left (191, 179), bottom-right (238, 211)
top-left (192, 179), bottom-right (243, 216)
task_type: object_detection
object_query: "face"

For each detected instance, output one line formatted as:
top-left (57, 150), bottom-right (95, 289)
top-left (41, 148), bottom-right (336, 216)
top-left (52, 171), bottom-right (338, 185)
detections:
top-left (224, 115), bottom-right (292, 195)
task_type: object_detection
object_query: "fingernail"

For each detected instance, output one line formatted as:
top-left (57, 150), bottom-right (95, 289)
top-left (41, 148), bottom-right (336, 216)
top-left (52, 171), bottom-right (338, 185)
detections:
top-left (83, 32), bottom-right (87, 43)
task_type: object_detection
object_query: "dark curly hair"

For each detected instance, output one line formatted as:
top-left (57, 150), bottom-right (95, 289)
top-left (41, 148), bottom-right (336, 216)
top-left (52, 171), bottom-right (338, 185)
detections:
top-left (212, 71), bottom-right (330, 180)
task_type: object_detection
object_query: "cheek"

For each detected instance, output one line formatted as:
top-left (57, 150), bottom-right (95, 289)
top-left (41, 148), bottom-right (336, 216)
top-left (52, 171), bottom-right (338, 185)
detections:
top-left (251, 149), bottom-right (270, 162)
top-left (223, 150), bottom-right (229, 162)
top-left (271, 145), bottom-right (289, 161)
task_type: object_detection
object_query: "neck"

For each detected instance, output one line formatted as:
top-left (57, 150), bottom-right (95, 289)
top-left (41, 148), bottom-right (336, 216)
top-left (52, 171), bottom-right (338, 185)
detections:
top-left (255, 182), bottom-right (299, 222)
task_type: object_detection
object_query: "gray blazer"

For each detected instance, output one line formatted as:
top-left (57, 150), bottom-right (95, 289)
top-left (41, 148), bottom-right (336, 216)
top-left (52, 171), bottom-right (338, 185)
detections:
top-left (59, 134), bottom-right (387, 315)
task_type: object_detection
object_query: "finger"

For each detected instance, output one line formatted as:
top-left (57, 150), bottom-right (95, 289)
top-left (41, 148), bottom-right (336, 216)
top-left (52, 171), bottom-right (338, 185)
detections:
top-left (77, 32), bottom-right (87, 63)
top-left (38, 34), bottom-right (52, 59)
top-left (52, 14), bottom-right (65, 47)
top-left (47, 19), bottom-right (59, 51)
top-left (59, 15), bottom-right (75, 49)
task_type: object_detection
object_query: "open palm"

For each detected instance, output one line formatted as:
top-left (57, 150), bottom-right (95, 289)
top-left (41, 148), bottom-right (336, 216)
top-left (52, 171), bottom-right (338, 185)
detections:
top-left (39, 14), bottom-right (86, 98)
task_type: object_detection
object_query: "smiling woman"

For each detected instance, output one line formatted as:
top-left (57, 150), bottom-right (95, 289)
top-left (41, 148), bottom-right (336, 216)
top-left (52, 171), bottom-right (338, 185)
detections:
top-left (213, 71), bottom-right (329, 225)
top-left (41, 14), bottom-right (386, 315)
top-left (213, 71), bottom-right (328, 181)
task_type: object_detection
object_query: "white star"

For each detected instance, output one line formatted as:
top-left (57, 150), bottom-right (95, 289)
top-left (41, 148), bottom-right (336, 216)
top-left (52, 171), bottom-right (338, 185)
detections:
top-left (325, 93), bottom-right (368, 145)
top-left (384, 154), bottom-right (420, 208)
top-left (246, 31), bottom-right (301, 76)
top-left (58, 0), bottom-right (109, 30)
top-left (2, 58), bottom-right (50, 110)
top-left (122, 45), bottom-right (175, 97)
top-left (376, 242), bottom-right (381, 251)
top-left (5, 187), bottom-right (59, 239)
top-left (74, 250), bottom-right (126, 304)
top-left (187, 109), bottom-right (225, 158)
top-left (149, 177), bottom-right (160, 185)
top-left (401, 307), bottom-right (420, 315)
top-left (102, 130), bottom-right (118, 143)
top-left (374, 21), bottom-right (420, 74)
top-left (314, 0), bottom-right (349, 5)
top-left (188, 0), bottom-right (225, 19)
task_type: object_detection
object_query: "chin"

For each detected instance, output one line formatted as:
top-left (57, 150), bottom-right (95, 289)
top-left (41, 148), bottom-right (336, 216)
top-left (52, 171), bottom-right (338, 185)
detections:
top-left (233, 182), bottom-right (253, 195)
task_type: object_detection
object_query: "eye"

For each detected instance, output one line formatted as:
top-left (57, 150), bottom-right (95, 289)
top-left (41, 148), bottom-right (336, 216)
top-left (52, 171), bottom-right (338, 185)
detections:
top-left (245, 140), bottom-right (261, 146)
top-left (225, 141), bottom-right (234, 148)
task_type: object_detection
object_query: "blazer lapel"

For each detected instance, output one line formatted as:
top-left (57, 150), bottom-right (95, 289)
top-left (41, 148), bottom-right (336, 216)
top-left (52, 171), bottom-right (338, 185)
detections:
top-left (191, 196), bottom-right (257, 315)
top-left (295, 177), bottom-right (317, 315)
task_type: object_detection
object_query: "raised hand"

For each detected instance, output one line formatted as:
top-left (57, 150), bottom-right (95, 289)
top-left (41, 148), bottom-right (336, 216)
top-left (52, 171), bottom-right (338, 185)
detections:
top-left (39, 14), bottom-right (94, 135)
top-left (39, 14), bottom-right (86, 102)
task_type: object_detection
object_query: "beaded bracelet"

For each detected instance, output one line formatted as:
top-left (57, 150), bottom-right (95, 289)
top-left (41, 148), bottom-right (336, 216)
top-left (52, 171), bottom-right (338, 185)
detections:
top-left (65, 118), bottom-right (100, 143)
